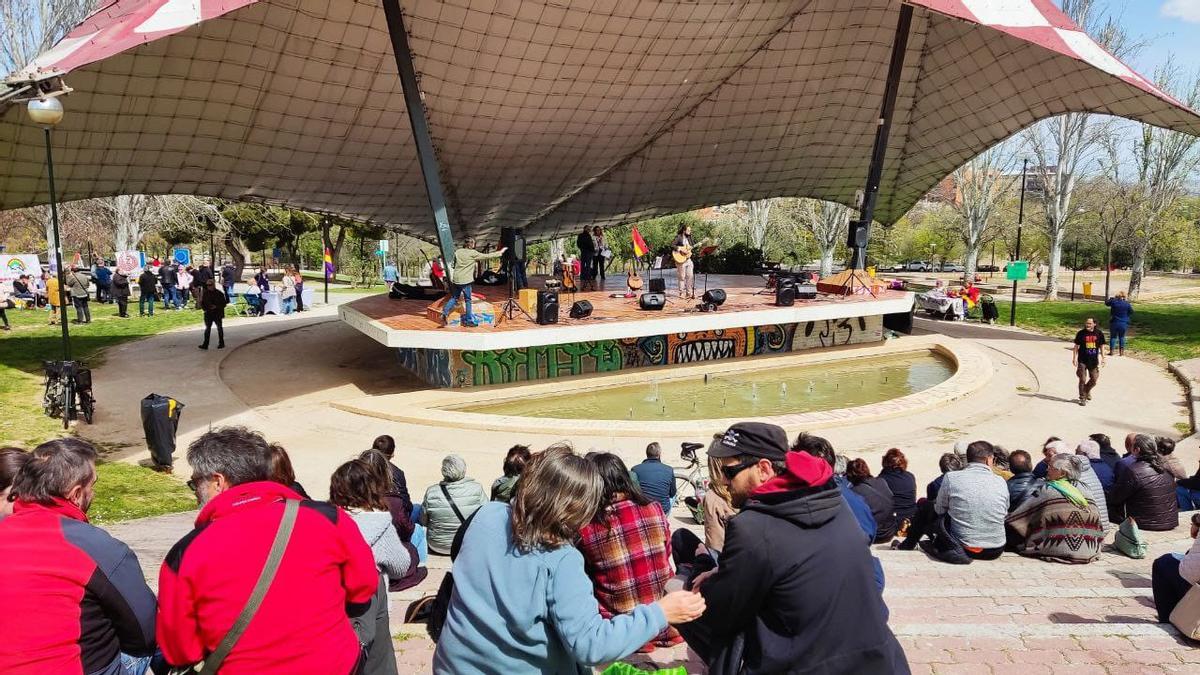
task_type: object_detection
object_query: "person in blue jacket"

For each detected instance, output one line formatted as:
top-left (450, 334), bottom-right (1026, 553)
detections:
top-left (1105, 291), bottom-right (1133, 356)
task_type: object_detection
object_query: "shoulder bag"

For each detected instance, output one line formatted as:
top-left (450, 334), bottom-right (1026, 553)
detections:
top-left (170, 499), bottom-right (299, 674)
top-left (407, 499), bottom-right (477, 641)
top-left (1169, 583), bottom-right (1200, 639)
top-left (1114, 516), bottom-right (1148, 559)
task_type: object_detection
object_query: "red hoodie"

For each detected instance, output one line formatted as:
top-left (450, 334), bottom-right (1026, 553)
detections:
top-left (752, 451), bottom-right (834, 496)
top-left (157, 481), bottom-right (377, 674)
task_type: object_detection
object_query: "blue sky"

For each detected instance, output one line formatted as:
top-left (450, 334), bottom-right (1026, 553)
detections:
top-left (1104, 0), bottom-right (1200, 77)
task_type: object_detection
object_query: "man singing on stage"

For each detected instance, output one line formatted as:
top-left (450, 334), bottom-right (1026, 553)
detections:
top-left (441, 238), bottom-right (505, 327)
top-left (673, 223), bottom-right (695, 299)
top-left (1072, 317), bottom-right (1106, 406)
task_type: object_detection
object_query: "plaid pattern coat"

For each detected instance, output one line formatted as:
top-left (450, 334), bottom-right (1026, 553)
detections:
top-left (578, 499), bottom-right (677, 647)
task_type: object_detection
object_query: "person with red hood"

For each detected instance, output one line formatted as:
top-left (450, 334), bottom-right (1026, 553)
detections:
top-left (157, 427), bottom-right (379, 674)
top-left (677, 422), bottom-right (908, 674)
top-left (0, 438), bottom-right (157, 675)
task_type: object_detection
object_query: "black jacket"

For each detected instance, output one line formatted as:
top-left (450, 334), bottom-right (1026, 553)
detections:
top-left (678, 482), bottom-right (909, 674)
top-left (111, 273), bottom-right (131, 299)
top-left (1006, 472), bottom-right (1043, 512)
top-left (852, 476), bottom-right (898, 543)
top-left (1108, 459), bottom-right (1178, 531)
top-left (137, 271), bottom-right (158, 297)
top-left (199, 287), bottom-right (228, 317)
top-left (880, 468), bottom-right (917, 522)
top-left (193, 265), bottom-right (214, 286)
top-left (159, 264), bottom-right (178, 286)
top-left (576, 231), bottom-right (595, 255)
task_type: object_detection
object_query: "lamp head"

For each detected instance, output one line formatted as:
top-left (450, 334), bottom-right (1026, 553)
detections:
top-left (27, 97), bottom-right (64, 127)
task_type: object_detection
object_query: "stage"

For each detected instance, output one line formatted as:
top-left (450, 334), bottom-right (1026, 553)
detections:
top-left (339, 273), bottom-right (915, 388)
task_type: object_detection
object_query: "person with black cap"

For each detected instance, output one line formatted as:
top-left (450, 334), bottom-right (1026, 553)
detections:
top-left (677, 422), bottom-right (908, 674)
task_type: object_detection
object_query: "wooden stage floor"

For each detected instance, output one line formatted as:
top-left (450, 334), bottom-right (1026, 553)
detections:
top-left (339, 274), bottom-right (914, 351)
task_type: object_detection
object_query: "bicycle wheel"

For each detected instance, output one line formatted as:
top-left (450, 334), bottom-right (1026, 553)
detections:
top-left (674, 474), bottom-right (698, 502)
top-left (63, 376), bottom-right (76, 426)
top-left (80, 390), bottom-right (95, 424)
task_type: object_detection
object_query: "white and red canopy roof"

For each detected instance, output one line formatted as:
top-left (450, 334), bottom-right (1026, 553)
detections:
top-left (2, 0), bottom-right (1198, 242)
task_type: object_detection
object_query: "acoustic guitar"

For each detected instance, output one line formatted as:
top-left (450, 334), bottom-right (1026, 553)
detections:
top-left (672, 243), bottom-right (693, 265)
top-left (627, 262), bottom-right (643, 292)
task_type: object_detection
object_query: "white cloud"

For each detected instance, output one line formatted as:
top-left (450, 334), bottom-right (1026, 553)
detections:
top-left (1162, 0), bottom-right (1200, 23)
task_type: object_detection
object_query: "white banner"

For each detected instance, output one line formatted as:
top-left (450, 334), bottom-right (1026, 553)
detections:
top-left (0, 254), bottom-right (41, 283)
top-left (115, 250), bottom-right (145, 275)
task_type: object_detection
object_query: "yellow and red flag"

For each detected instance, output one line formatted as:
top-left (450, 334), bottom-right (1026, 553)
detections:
top-left (631, 226), bottom-right (649, 258)
top-left (323, 248), bottom-right (335, 279)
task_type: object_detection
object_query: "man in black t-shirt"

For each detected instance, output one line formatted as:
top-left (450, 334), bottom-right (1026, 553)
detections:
top-left (1073, 317), bottom-right (1106, 406)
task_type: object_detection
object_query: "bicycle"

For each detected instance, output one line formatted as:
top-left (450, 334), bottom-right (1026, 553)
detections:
top-left (43, 360), bottom-right (95, 427)
top-left (674, 441), bottom-right (708, 523)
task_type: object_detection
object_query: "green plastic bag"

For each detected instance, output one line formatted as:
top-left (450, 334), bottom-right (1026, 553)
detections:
top-left (600, 663), bottom-right (688, 675)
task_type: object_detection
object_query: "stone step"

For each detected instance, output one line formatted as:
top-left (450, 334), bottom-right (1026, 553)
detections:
top-left (895, 622), bottom-right (1180, 639)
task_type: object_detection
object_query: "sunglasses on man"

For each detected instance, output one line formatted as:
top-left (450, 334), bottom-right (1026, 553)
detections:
top-left (720, 459), bottom-right (759, 481)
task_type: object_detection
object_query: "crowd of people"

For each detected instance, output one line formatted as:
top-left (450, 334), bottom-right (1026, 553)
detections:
top-left (1, 420), bottom-right (1198, 674)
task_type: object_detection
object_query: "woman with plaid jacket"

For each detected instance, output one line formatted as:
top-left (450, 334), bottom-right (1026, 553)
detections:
top-left (578, 453), bottom-right (681, 652)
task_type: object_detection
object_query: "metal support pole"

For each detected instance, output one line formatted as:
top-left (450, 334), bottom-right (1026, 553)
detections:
top-left (1009, 159), bottom-right (1027, 326)
top-left (382, 0), bottom-right (457, 266)
top-left (849, 3), bottom-right (913, 270)
top-left (44, 128), bottom-right (72, 360)
top-left (322, 218), bottom-right (330, 304)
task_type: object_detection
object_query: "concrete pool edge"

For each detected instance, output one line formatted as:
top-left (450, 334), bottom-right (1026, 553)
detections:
top-left (330, 334), bottom-right (994, 437)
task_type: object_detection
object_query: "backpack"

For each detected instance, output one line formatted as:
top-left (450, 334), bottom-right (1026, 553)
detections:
top-left (1114, 517), bottom-right (1148, 559)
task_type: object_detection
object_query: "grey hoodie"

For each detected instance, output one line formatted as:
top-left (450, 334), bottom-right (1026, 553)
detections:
top-left (349, 509), bottom-right (411, 582)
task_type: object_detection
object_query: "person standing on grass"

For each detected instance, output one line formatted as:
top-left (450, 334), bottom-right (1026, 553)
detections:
top-left (198, 279), bottom-right (228, 350)
top-left (65, 266), bottom-right (92, 324)
top-left (1072, 317), bottom-right (1105, 406)
top-left (0, 284), bottom-right (12, 331)
top-left (111, 270), bottom-right (131, 318)
top-left (159, 260), bottom-right (180, 310)
top-left (46, 272), bottom-right (61, 325)
top-left (221, 261), bottom-right (237, 299)
top-left (92, 256), bottom-right (112, 304)
top-left (1105, 291), bottom-right (1133, 356)
top-left (137, 267), bottom-right (158, 317)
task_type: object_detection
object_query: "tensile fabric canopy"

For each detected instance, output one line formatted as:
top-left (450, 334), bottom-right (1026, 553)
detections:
top-left (1, 0), bottom-right (1198, 245)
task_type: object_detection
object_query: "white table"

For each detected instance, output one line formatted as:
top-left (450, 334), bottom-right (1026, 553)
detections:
top-left (262, 291), bottom-right (282, 315)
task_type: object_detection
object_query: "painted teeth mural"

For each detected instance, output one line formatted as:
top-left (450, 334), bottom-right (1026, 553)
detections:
top-left (395, 316), bottom-right (884, 388)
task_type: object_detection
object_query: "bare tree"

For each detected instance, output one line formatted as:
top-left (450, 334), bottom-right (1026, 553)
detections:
top-left (0, 0), bottom-right (95, 76)
top-left (1126, 63), bottom-right (1200, 299)
top-left (71, 194), bottom-right (217, 253)
top-left (1023, 1), bottom-right (1135, 299)
top-left (1095, 138), bottom-right (1142, 298)
top-left (798, 199), bottom-right (851, 276)
top-left (743, 200), bottom-right (772, 249)
top-left (951, 143), bottom-right (1016, 282)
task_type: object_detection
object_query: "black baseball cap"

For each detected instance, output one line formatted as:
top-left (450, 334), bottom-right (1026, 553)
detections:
top-left (708, 422), bottom-right (789, 461)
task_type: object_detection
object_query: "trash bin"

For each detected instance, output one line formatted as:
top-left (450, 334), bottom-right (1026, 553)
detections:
top-left (1082, 281), bottom-right (1093, 297)
top-left (141, 394), bottom-right (184, 469)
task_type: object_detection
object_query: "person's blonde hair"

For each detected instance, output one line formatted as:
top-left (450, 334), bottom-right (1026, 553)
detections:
top-left (510, 444), bottom-right (602, 552)
top-left (706, 450), bottom-right (733, 506)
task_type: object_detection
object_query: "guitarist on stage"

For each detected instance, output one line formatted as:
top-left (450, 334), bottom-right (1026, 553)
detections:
top-left (673, 223), bottom-right (695, 298)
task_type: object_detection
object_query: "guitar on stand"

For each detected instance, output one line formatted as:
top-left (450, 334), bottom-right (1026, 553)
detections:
top-left (610, 260), bottom-right (643, 299)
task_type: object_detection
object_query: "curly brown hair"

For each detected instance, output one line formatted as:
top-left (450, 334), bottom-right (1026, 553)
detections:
top-left (329, 459), bottom-right (388, 512)
top-left (881, 448), bottom-right (907, 472)
top-left (510, 444), bottom-right (602, 553)
top-left (845, 458), bottom-right (873, 484)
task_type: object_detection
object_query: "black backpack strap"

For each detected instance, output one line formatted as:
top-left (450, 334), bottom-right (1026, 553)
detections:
top-left (440, 483), bottom-right (466, 524)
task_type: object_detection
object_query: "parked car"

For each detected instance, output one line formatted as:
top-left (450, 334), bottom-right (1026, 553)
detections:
top-left (940, 262), bottom-right (964, 273)
top-left (978, 264), bottom-right (1000, 273)
top-left (905, 261), bottom-right (931, 272)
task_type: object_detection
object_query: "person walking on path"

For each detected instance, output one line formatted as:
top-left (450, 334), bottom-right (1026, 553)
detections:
top-left (1036, 263), bottom-right (1045, 284)
top-left (1072, 317), bottom-right (1106, 406)
top-left (383, 260), bottom-right (398, 286)
top-left (440, 238), bottom-right (505, 327)
top-left (137, 267), bottom-right (158, 317)
top-left (111, 270), bottom-right (131, 318)
top-left (198, 279), bottom-right (228, 350)
top-left (1105, 291), bottom-right (1133, 356)
top-left (65, 266), bottom-right (92, 324)
top-left (221, 262), bottom-right (237, 299)
top-left (46, 272), bottom-right (61, 325)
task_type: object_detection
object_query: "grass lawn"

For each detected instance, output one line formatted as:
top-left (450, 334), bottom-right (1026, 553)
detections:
top-left (1, 299), bottom-right (221, 521)
top-left (995, 300), bottom-right (1200, 363)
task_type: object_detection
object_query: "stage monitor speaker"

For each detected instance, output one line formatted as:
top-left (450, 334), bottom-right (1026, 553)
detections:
top-left (846, 220), bottom-right (870, 248)
top-left (639, 292), bottom-right (666, 311)
top-left (648, 278), bottom-right (666, 293)
top-left (702, 289), bottom-right (726, 308)
top-left (500, 227), bottom-right (526, 262)
top-left (569, 300), bottom-right (593, 319)
top-left (795, 283), bottom-right (818, 300)
top-left (536, 290), bottom-right (559, 324)
top-left (884, 306), bottom-right (915, 335)
top-left (775, 285), bottom-right (796, 307)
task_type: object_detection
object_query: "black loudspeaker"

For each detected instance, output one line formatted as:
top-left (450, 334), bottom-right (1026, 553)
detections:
top-left (536, 290), bottom-right (559, 324)
top-left (884, 301), bottom-right (916, 334)
top-left (775, 285), bottom-right (796, 307)
top-left (702, 289), bottom-right (726, 307)
top-left (569, 300), bottom-right (593, 319)
top-left (500, 227), bottom-right (526, 262)
top-left (846, 220), bottom-right (870, 248)
top-left (648, 278), bottom-right (666, 293)
top-left (795, 283), bottom-right (818, 300)
top-left (639, 292), bottom-right (666, 310)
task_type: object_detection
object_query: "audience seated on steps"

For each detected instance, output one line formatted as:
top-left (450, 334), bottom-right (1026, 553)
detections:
top-left (1005, 454), bottom-right (1104, 564)
top-left (1107, 434), bottom-right (1179, 531)
top-left (879, 448), bottom-right (917, 527)
top-left (1073, 440), bottom-right (1111, 535)
top-left (845, 458), bottom-right (898, 544)
top-left (489, 444), bottom-right (530, 503)
top-left (896, 452), bottom-right (967, 551)
top-left (1152, 512), bottom-right (1200, 623)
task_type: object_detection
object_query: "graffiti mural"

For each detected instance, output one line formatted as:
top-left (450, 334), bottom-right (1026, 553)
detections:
top-left (395, 315), bottom-right (883, 388)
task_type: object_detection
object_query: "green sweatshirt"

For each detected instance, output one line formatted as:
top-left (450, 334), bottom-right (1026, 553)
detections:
top-left (450, 247), bottom-right (504, 286)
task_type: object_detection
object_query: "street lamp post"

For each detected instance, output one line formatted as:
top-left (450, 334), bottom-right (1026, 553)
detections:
top-left (1010, 159), bottom-right (1028, 327)
top-left (28, 97), bottom-right (72, 360)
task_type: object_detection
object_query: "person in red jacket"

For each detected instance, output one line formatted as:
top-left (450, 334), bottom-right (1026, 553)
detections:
top-left (157, 427), bottom-right (378, 674)
top-left (0, 438), bottom-right (157, 675)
